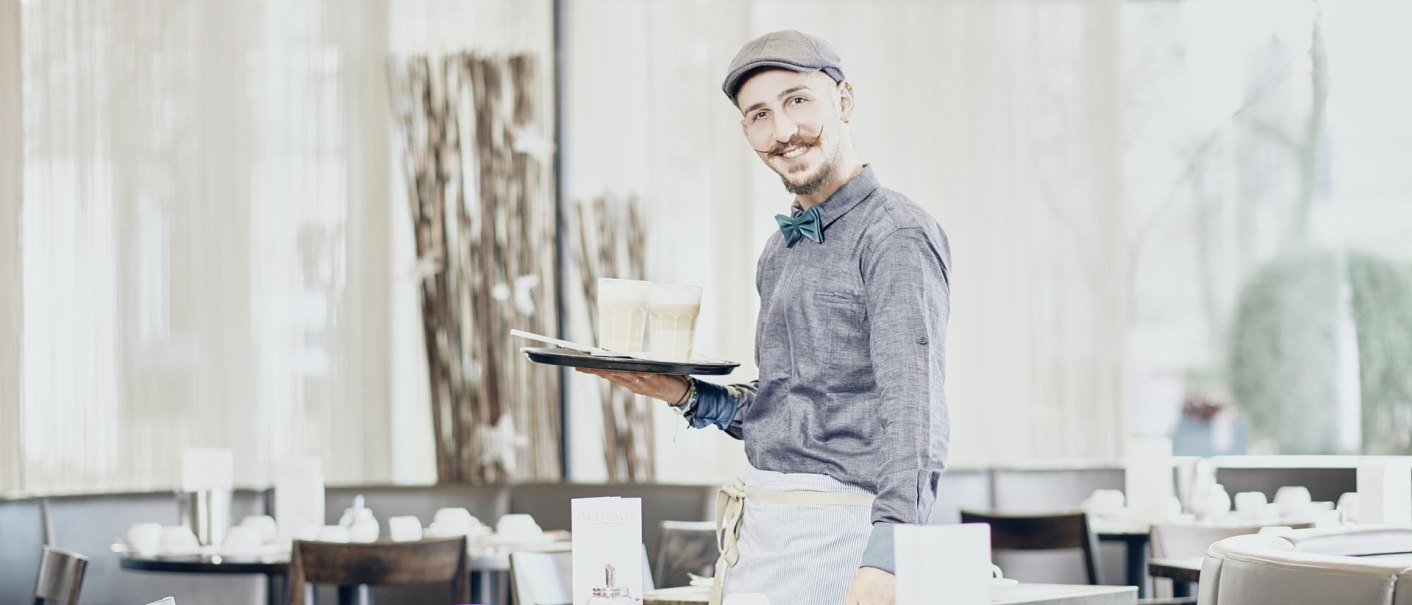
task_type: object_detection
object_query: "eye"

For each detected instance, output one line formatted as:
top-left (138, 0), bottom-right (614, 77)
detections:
top-left (789, 96), bottom-right (808, 105)
top-left (753, 110), bottom-right (769, 121)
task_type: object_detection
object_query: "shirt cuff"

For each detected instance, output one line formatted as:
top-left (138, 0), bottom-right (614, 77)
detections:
top-left (685, 380), bottom-right (736, 430)
top-left (860, 522), bottom-right (896, 574)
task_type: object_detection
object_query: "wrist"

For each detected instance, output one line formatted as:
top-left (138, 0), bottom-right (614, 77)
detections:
top-left (670, 377), bottom-right (698, 415)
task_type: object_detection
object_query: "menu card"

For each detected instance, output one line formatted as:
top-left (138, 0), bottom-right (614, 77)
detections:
top-left (1126, 437), bottom-right (1175, 521)
top-left (571, 497), bottom-right (643, 605)
top-left (275, 456), bottom-right (325, 542)
top-left (1357, 457), bottom-right (1412, 525)
top-left (895, 523), bottom-right (990, 605)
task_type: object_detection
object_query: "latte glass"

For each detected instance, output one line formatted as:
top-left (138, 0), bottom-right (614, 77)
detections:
top-left (646, 283), bottom-right (703, 362)
top-left (596, 278), bottom-right (652, 354)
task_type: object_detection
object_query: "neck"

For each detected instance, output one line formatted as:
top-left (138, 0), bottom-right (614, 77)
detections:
top-left (796, 160), bottom-right (865, 210)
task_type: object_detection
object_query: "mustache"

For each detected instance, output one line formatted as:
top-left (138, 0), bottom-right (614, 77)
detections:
top-left (755, 125), bottom-right (825, 155)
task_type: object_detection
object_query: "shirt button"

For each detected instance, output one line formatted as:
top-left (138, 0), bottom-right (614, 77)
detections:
top-left (917, 337), bottom-right (929, 345)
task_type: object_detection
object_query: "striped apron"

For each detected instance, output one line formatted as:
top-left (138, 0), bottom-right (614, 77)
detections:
top-left (711, 467), bottom-right (875, 605)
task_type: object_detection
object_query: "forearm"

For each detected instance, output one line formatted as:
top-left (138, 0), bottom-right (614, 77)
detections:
top-left (683, 379), bottom-right (757, 439)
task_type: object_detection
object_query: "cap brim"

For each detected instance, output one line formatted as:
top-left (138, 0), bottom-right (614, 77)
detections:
top-left (722, 60), bottom-right (825, 101)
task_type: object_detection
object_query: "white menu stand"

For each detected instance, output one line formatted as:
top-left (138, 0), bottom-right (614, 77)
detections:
top-left (895, 523), bottom-right (990, 605)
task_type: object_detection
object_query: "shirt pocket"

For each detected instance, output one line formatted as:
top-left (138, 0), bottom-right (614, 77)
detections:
top-left (809, 292), bottom-right (872, 391)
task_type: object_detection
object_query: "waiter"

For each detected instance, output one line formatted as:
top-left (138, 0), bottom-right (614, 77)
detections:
top-left (580, 30), bottom-right (950, 605)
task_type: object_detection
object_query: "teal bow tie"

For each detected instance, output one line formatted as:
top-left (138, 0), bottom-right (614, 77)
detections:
top-left (775, 206), bottom-right (824, 248)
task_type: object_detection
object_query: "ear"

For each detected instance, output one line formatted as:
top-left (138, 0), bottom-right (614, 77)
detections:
top-left (837, 80), bottom-right (855, 123)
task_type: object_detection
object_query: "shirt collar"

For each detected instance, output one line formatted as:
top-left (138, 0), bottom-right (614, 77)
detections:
top-left (787, 165), bottom-right (881, 230)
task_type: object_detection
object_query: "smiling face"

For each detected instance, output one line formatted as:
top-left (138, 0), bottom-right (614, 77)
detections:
top-left (736, 69), bottom-right (854, 198)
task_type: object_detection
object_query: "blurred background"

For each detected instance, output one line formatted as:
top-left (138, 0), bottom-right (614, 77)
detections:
top-left (2, 0), bottom-right (1410, 495)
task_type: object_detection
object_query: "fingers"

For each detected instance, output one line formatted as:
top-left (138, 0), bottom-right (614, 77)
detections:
top-left (575, 369), bottom-right (687, 403)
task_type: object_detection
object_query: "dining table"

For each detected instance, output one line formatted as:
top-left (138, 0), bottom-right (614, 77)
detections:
top-left (643, 583), bottom-right (1138, 605)
top-left (115, 540), bottom-right (564, 605)
top-left (1091, 514), bottom-right (1322, 598)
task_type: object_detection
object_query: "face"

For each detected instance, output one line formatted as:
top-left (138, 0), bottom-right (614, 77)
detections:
top-left (736, 69), bottom-right (853, 196)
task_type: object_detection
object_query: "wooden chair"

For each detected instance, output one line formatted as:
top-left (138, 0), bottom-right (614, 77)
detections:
top-left (288, 537), bottom-right (468, 605)
top-left (960, 509), bottom-right (1101, 585)
top-left (33, 546), bottom-right (88, 605)
top-left (652, 520), bottom-right (717, 588)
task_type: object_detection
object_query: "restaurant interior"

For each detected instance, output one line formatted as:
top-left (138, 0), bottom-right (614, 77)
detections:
top-left (3, 0), bottom-right (1412, 604)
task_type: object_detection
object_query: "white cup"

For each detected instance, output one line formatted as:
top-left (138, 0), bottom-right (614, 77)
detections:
top-left (159, 525), bottom-right (201, 555)
top-left (496, 513), bottom-right (543, 539)
top-left (596, 278), bottom-right (652, 353)
top-left (1234, 491), bottom-right (1269, 519)
top-left (646, 283), bottom-right (704, 362)
top-left (222, 525), bottom-right (263, 555)
top-left (240, 515), bottom-right (278, 544)
top-left (1083, 489), bottom-right (1125, 517)
top-left (1337, 492), bottom-right (1360, 523)
top-left (127, 522), bottom-right (163, 556)
top-left (388, 516), bottom-right (423, 542)
top-left (316, 525), bottom-right (349, 543)
top-left (1275, 486), bottom-right (1313, 516)
top-left (432, 508), bottom-right (478, 534)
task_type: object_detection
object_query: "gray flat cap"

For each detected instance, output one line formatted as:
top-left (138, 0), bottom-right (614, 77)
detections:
top-left (722, 30), bottom-right (845, 101)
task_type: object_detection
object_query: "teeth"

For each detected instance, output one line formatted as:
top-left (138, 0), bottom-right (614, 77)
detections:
top-left (782, 146), bottom-right (807, 159)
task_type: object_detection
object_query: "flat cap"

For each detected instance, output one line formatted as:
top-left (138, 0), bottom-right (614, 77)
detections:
top-left (721, 30), bottom-right (845, 101)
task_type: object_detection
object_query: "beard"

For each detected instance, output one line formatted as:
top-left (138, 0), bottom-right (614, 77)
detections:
top-left (781, 157), bottom-right (837, 196)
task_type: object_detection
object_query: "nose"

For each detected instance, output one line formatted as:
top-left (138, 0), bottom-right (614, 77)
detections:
top-left (771, 111), bottom-right (799, 146)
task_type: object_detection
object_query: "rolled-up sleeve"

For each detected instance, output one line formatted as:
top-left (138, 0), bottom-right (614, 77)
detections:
top-left (685, 379), bottom-right (758, 440)
top-left (858, 226), bottom-right (951, 573)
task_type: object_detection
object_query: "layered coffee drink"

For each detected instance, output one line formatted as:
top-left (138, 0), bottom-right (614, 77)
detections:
top-left (597, 278), bottom-right (651, 353)
top-left (646, 284), bottom-right (703, 362)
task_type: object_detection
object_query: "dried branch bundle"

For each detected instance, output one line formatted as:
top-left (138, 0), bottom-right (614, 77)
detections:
top-left (388, 52), bottom-right (560, 483)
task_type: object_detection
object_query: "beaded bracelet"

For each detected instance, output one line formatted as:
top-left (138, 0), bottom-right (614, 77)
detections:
top-left (670, 377), bottom-right (698, 416)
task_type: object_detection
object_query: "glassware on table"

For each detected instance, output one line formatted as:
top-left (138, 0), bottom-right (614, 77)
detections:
top-left (178, 489), bottom-right (232, 547)
top-left (586, 563), bottom-right (637, 605)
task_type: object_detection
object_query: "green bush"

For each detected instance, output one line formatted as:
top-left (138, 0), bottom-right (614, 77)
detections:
top-left (1229, 249), bottom-right (1412, 454)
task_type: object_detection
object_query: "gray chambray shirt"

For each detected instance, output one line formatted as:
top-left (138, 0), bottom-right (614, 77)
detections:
top-left (694, 165), bottom-right (951, 563)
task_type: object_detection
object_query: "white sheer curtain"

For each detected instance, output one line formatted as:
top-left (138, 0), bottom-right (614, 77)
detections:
top-left (1, 0), bottom-right (21, 493)
top-left (10, 0), bottom-right (395, 493)
top-left (566, 0), bottom-right (1126, 480)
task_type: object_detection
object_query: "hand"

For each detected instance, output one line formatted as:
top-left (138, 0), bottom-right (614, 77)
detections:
top-left (845, 567), bottom-right (895, 605)
top-left (576, 368), bottom-right (690, 404)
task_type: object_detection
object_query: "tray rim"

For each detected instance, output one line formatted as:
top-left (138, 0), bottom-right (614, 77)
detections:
top-left (522, 347), bottom-right (739, 375)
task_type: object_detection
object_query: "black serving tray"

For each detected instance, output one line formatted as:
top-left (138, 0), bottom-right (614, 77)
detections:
top-left (522, 347), bottom-right (739, 376)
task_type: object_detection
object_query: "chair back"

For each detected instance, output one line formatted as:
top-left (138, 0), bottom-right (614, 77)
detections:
top-left (33, 546), bottom-right (88, 605)
top-left (509, 549), bottom-right (572, 605)
top-left (652, 520), bottom-right (717, 588)
top-left (960, 509), bottom-right (1100, 584)
top-left (1151, 523), bottom-right (1269, 559)
top-left (288, 537), bottom-right (468, 605)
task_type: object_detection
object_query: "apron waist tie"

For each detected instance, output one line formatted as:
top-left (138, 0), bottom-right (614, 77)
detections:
top-left (710, 478), bottom-right (875, 605)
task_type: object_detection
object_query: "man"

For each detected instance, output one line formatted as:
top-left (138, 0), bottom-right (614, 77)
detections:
top-left (580, 30), bottom-right (950, 605)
